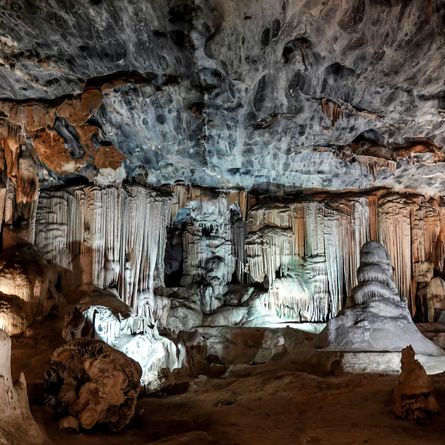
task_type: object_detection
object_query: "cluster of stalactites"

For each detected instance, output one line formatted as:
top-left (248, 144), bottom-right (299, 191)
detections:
top-left (180, 196), bottom-right (235, 285)
top-left (35, 185), bottom-right (171, 309)
top-left (245, 198), bottom-right (370, 321)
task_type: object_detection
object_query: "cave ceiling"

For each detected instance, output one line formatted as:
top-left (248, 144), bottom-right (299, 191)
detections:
top-left (1, 0), bottom-right (445, 194)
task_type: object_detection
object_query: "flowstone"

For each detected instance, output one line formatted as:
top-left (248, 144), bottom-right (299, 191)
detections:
top-left (62, 288), bottom-right (186, 391)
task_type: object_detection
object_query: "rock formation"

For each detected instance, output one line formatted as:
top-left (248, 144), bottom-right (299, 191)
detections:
top-left (0, 245), bottom-right (55, 335)
top-left (0, 329), bottom-right (50, 445)
top-left (317, 241), bottom-right (445, 363)
top-left (44, 338), bottom-right (142, 431)
top-left (62, 288), bottom-right (186, 391)
top-left (1, 1), bottom-right (445, 443)
top-left (394, 345), bottom-right (439, 422)
top-left (0, 1), bottom-right (444, 193)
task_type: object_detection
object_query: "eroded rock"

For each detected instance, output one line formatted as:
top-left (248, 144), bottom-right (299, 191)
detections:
top-left (62, 289), bottom-right (186, 392)
top-left (394, 345), bottom-right (439, 422)
top-left (44, 338), bottom-right (142, 431)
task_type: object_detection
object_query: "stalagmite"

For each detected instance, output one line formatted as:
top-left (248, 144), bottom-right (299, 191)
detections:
top-left (317, 241), bottom-right (445, 373)
top-left (31, 184), bottom-right (445, 328)
top-left (394, 346), bottom-right (439, 421)
top-left (0, 329), bottom-right (50, 445)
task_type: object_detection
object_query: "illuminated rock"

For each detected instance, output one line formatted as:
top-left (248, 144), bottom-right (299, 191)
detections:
top-left (318, 241), bottom-right (445, 367)
top-left (426, 277), bottom-right (445, 322)
top-left (0, 245), bottom-right (49, 317)
top-left (394, 346), bottom-right (439, 421)
top-left (0, 293), bottom-right (32, 336)
top-left (62, 289), bottom-right (186, 391)
top-left (44, 338), bottom-right (142, 431)
top-left (35, 185), bottom-right (171, 309)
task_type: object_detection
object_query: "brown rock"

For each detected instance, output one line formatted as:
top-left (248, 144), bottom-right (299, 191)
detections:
top-left (393, 345), bottom-right (439, 421)
top-left (44, 338), bottom-right (142, 431)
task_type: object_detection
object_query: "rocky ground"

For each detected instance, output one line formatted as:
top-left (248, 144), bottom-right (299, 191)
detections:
top-left (10, 320), bottom-right (445, 445)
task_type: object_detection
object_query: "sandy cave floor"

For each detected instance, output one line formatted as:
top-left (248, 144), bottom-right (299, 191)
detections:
top-left (10, 321), bottom-right (445, 445)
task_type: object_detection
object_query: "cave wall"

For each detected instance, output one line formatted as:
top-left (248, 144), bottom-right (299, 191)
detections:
top-left (0, 0), bottom-right (445, 329)
top-left (11, 184), bottom-right (442, 326)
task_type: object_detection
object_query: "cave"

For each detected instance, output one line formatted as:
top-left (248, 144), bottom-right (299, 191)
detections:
top-left (1, 1), bottom-right (445, 444)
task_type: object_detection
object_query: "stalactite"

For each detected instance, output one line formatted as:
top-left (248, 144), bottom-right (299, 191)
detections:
top-left (231, 206), bottom-right (247, 283)
top-left (434, 202), bottom-right (445, 274)
top-left (181, 196), bottom-right (234, 281)
top-left (268, 275), bottom-right (311, 321)
top-left (245, 228), bottom-right (294, 284)
top-left (321, 98), bottom-right (342, 126)
top-left (378, 194), bottom-right (413, 309)
top-left (291, 203), bottom-right (305, 258)
top-left (368, 194), bottom-right (378, 241)
top-left (35, 185), bottom-right (171, 309)
top-left (357, 155), bottom-right (396, 179)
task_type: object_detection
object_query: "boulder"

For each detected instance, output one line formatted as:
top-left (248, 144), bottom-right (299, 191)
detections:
top-left (44, 338), bottom-right (142, 431)
top-left (62, 289), bottom-right (186, 391)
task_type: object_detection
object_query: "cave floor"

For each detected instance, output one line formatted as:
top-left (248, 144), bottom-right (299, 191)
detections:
top-left (10, 320), bottom-right (445, 445)
top-left (30, 363), bottom-right (445, 445)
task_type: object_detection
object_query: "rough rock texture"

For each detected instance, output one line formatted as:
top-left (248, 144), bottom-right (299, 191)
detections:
top-left (318, 241), bottom-right (445, 357)
top-left (62, 288), bottom-right (186, 391)
top-left (425, 277), bottom-right (445, 322)
top-left (0, 1), bottom-right (444, 193)
top-left (0, 245), bottom-right (54, 335)
top-left (0, 292), bottom-right (31, 336)
top-left (394, 345), bottom-right (439, 421)
top-left (0, 329), bottom-right (50, 445)
top-left (0, 1), bottom-right (445, 335)
top-left (0, 245), bottom-right (49, 316)
top-left (44, 338), bottom-right (142, 431)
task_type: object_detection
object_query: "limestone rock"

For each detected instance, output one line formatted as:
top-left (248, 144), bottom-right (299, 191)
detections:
top-left (0, 293), bottom-right (32, 336)
top-left (0, 245), bottom-right (49, 317)
top-left (318, 241), bottom-right (445, 357)
top-left (62, 288), bottom-right (132, 341)
top-left (426, 277), bottom-right (445, 322)
top-left (44, 338), bottom-right (142, 431)
top-left (35, 185), bottom-right (171, 309)
top-left (394, 346), bottom-right (439, 421)
top-left (179, 196), bottom-right (235, 314)
top-left (1, 1), bottom-right (445, 194)
top-left (62, 290), bottom-right (186, 392)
